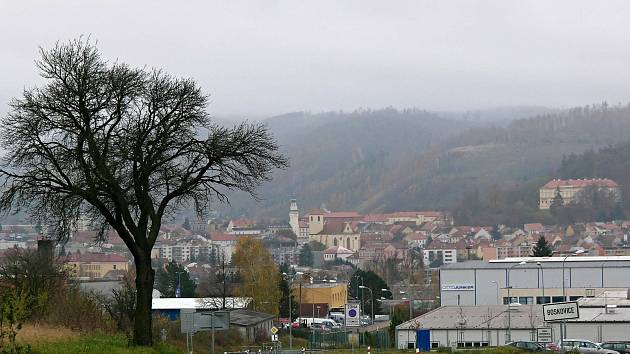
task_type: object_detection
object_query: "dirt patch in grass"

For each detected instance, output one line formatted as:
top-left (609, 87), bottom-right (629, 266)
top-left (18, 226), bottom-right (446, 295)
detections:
top-left (16, 323), bottom-right (79, 344)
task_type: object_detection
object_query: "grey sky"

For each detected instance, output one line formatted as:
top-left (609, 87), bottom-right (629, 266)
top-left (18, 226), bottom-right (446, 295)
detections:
top-left (2, 0), bottom-right (630, 117)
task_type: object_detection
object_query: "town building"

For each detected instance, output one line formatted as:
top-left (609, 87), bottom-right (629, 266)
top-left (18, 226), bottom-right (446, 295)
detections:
top-left (293, 282), bottom-right (348, 310)
top-left (66, 252), bottom-right (129, 279)
top-left (322, 245), bottom-right (354, 262)
top-left (439, 257), bottom-right (630, 306)
top-left (539, 178), bottom-right (621, 209)
top-left (270, 246), bottom-right (300, 265)
top-left (152, 237), bottom-right (219, 264)
top-left (423, 241), bottom-right (458, 266)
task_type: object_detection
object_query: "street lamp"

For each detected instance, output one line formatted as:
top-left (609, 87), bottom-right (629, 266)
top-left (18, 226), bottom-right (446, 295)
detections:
top-left (507, 261), bottom-right (526, 343)
top-left (536, 262), bottom-right (546, 304)
top-left (283, 271), bottom-right (303, 350)
top-left (381, 289), bottom-right (394, 320)
top-left (353, 275), bottom-right (364, 318)
top-left (176, 271), bottom-right (185, 298)
top-left (561, 250), bottom-right (584, 345)
top-left (490, 281), bottom-right (499, 304)
top-left (359, 285), bottom-right (374, 322)
top-left (562, 250), bottom-right (584, 301)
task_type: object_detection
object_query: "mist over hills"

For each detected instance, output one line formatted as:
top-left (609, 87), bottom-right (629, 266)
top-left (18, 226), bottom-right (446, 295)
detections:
top-left (219, 104), bottom-right (630, 222)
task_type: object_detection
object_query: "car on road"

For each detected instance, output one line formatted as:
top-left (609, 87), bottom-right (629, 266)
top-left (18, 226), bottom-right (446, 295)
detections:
top-left (556, 339), bottom-right (620, 354)
top-left (505, 341), bottom-right (552, 352)
top-left (600, 342), bottom-right (630, 354)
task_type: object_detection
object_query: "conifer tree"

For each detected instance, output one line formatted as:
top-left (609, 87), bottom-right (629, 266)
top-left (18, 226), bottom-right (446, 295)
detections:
top-left (532, 235), bottom-right (553, 257)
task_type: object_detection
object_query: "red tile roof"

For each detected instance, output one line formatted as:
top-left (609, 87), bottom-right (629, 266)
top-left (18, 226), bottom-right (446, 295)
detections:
top-left (210, 233), bottom-right (237, 242)
top-left (230, 218), bottom-right (256, 228)
top-left (524, 223), bottom-right (544, 232)
top-left (72, 230), bottom-right (125, 244)
top-left (67, 252), bottom-right (128, 263)
top-left (542, 178), bottom-right (619, 189)
top-left (324, 211), bottom-right (362, 219)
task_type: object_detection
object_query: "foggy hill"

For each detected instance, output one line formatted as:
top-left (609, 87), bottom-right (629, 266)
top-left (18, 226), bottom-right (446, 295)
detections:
top-left (220, 104), bottom-right (630, 220)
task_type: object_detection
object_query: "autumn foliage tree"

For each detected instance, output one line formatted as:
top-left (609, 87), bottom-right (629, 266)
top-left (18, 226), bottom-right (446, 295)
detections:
top-left (232, 238), bottom-right (280, 316)
top-left (0, 39), bottom-right (287, 345)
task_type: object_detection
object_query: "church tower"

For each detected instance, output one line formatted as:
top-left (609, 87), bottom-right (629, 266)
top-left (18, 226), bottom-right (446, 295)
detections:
top-left (289, 199), bottom-right (299, 237)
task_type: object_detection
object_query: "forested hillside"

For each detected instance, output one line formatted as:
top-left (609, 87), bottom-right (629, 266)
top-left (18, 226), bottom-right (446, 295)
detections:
top-left (221, 104), bottom-right (630, 222)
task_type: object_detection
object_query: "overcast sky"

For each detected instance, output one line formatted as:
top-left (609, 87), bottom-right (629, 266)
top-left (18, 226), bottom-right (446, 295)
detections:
top-left (2, 1), bottom-right (630, 117)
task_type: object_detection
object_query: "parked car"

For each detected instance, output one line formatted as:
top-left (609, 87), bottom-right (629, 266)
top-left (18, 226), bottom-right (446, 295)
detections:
top-left (506, 341), bottom-right (551, 352)
top-left (556, 339), bottom-right (620, 354)
top-left (600, 342), bottom-right (630, 354)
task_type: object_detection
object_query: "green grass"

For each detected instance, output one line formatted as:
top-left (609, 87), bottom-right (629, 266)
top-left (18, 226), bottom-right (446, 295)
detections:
top-left (30, 333), bottom-right (183, 354)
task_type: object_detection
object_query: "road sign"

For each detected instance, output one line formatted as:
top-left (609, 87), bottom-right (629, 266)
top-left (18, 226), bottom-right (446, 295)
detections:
top-left (195, 311), bottom-right (230, 331)
top-left (180, 309), bottom-right (196, 333)
top-left (180, 310), bottom-right (230, 333)
top-left (537, 327), bottom-right (553, 343)
top-left (345, 303), bottom-right (360, 327)
top-left (543, 301), bottom-right (580, 321)
top-left (270, 326), bottom-right (279, 335)
top-left (271, 334), bottom-right (279, 342)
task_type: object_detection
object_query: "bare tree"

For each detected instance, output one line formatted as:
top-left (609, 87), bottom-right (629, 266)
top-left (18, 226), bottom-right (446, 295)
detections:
top-left (198, 250), bottom-right (235, 309)
top-left (0, 39), bottom-right (287, 345)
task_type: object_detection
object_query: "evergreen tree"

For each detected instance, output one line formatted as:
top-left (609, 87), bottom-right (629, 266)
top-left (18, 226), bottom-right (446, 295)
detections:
top-left (182, 217), bottom-right (192, 231)
top-left (532, 235), bottom-right (554, 257)
top-left (549, 187), bottom-right (564, 213)
top-left (278, 264), bottom-right (298, 320)
top-left (349, 269), bottom-right (388, 316)
top-left (155, 261), bottom-right (196, 297)
top-left (298, 243), bottom-right (314, 267)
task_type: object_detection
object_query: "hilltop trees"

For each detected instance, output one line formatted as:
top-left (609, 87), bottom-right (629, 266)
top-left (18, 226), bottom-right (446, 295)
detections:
top-left (0, 39), bottom-right (287, 345)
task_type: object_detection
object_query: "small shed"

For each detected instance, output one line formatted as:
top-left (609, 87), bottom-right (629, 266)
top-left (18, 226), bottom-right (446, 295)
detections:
top-left (229, 309), bottom-right (275, 343)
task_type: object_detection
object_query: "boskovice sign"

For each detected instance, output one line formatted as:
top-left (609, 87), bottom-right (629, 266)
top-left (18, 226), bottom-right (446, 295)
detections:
top-left (543, 301), bottom-right (580, 321)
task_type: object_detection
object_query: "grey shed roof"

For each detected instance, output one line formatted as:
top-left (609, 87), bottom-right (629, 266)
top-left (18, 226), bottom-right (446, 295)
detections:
top-left (396, 305), bottom-right (544, 330)
top-left (229, 309), bottom-right (274, 327)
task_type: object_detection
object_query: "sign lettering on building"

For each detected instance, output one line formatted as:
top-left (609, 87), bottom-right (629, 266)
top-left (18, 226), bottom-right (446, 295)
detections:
top-left (441, 284), bottom-right (475, 291)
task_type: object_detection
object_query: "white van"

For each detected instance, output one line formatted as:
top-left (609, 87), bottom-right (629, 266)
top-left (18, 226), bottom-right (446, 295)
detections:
top-left (298, 317), bottom-right (339, 330)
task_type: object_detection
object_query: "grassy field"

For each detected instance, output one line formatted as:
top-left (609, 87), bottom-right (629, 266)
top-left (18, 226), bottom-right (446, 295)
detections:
top-left (29, 333), bottom-right (182, 354)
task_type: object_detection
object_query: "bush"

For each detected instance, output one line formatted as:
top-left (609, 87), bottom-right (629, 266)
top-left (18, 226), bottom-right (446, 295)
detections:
top-left (45, 285), bottom-right (113, 332)
top-left (0, 288), bottom-right (32, 353)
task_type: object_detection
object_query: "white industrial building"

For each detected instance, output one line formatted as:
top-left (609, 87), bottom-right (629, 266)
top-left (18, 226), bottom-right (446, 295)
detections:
top-left (439, 257), bottom-right (630, 306)
top-left (396, 290), bottom-right (630, 350)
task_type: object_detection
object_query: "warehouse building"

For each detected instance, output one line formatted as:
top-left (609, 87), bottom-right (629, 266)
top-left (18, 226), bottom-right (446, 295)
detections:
top-left (396, 290), bottom-right (630, 350)
top-left (439, 256), bottom-right (630, 306)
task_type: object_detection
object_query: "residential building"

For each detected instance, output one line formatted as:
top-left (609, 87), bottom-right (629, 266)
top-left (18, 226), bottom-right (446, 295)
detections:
top-left (271, 246), bottom-right (300, 265)
top-left (539, 178), bottom-right (621, 209)
top-left (322, 245), bottom-right (354, 262)
top-left (66, 252), bottom-right (129, 279)
top-left (423, 241), bottom-right (458, 266)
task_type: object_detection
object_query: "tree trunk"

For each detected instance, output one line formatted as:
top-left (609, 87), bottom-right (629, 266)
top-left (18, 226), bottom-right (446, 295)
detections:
top-left (133, 255), bottom-right (155, 346)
